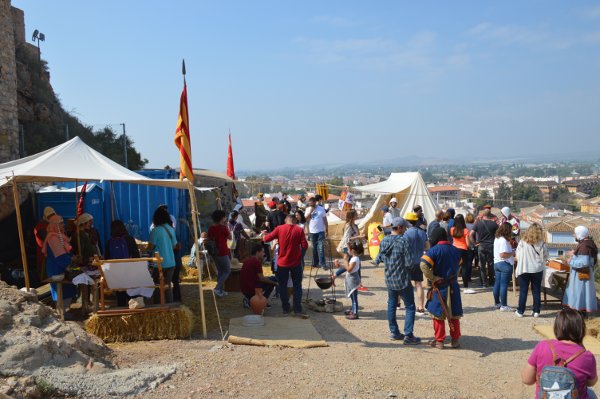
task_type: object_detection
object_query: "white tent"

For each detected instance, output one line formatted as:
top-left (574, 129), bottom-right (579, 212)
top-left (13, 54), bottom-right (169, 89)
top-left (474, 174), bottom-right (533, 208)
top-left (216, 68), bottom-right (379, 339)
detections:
top-left (354, 172), bottom-right (439, 230)
top-left (0, 136), bottom-right (187, 188)
top-left (0, 137), bottom-right (211, 337)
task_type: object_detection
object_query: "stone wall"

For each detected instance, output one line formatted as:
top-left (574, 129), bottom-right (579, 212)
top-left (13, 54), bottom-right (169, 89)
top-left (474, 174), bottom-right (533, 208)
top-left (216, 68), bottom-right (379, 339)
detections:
top-left (0, 0), bottom-right (20, 163)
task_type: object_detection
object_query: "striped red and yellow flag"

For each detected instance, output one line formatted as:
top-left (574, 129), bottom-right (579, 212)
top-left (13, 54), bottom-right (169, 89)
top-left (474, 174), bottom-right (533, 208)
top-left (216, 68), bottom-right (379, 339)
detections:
top-left (174, 82), bottom-right (193, 181)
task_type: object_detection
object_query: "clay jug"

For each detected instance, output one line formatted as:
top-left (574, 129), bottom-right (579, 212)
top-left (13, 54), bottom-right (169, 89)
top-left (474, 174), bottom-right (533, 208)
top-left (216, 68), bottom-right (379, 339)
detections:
top-left (249, 292), bottom-right (267, 315)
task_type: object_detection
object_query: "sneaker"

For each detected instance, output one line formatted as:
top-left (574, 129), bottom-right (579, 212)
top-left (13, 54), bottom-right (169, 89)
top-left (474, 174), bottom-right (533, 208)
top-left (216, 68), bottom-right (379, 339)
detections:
top-left (463, 289), bottom-right (476, 294)
top-left (403, 335), bottom-right (422, 345)
top-left (345, 313), bottom-right (359, 320)
top-left (389, 333), bottom-right (405, 341)
top-left (293, 312), bottom-right (310, 319)
top-left (532, 312), bottom-right (540, 318)
top-left (344, 309), bottom-right (352, 315)
top-left (515, 310), bottom-right (524, 318)
top-left (214, 289), bottom-right (225, 298)
top-left (415, 309), bottom-right (426, 316)
top-left (494, 303), bottom-right (501, 310)
top-left (242, 297), bottom-right (250, 309)
top-left (499, 306), bottom-right (513, 312)
top-left (358, 286), bottom-right (369, 292)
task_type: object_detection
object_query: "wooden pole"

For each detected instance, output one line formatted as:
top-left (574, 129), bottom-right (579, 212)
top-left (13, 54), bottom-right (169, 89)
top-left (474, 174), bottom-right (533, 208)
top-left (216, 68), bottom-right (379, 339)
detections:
top-left (11, 179), bottom-right (30, 290)
top-left (188, 181), bottom-right (207, 338)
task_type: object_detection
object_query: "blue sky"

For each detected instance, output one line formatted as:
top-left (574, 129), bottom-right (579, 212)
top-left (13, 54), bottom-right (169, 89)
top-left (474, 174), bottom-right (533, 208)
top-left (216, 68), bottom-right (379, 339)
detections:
top-left (12, 1), bottom-right (600, 172)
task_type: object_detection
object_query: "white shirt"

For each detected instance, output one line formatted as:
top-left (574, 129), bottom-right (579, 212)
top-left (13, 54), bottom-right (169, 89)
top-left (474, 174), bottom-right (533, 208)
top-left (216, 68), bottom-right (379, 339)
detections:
top-left (349, 255), bottom-right (361, 274)
top-left (306, 205), bottom-right (326, 234)
top-left (382, 212), bottom-right (393, 227)
top-left (494, 237), bottom-right (514, 265)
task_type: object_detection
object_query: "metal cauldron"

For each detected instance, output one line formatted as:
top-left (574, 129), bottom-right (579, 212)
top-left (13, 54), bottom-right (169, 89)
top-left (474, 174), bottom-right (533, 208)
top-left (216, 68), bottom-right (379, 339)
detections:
top-left (315, 276), bottom-right (333, 290)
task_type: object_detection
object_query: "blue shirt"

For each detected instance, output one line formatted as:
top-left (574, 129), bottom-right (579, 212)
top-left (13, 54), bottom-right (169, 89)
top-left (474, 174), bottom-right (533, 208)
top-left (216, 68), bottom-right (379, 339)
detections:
top-left (404, 226), bottom-right (428, 265)
top-left (375, 234), bottom-right (413, 291)
top-left (149, 224), bottom-right (177, 268)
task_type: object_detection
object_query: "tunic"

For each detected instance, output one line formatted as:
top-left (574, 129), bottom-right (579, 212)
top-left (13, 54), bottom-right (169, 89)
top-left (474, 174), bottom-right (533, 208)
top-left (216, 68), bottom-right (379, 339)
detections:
top-left (45, 247), bottom-right (77, 301)
top-left (563, 254), bottom-right (598, 312)
top-left (420, 241), bottom-right (463, 320)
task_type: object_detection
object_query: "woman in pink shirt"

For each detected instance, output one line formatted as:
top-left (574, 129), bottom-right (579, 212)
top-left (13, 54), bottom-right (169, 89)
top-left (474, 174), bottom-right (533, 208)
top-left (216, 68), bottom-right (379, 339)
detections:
top-left (450, 214), bottom-right (474, 293)
top-left (522, 308), bottom-right (597, 398)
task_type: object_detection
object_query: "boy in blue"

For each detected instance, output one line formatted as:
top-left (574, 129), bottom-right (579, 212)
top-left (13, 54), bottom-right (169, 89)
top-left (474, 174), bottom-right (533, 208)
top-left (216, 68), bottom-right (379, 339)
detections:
top-left (420, 227), bottom-right (463, 349)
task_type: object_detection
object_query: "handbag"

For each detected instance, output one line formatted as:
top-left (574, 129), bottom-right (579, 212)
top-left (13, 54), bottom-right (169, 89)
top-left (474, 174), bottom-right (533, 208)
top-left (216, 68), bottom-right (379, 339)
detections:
top-left (577, 267), bottom-right (591, 281)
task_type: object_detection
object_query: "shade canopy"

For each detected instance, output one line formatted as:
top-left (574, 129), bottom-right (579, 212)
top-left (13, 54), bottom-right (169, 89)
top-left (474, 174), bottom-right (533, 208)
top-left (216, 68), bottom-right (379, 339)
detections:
top-left (0, 136), bottom-right (188, 188)
top-left (354, 172), bottom-right (439, 230)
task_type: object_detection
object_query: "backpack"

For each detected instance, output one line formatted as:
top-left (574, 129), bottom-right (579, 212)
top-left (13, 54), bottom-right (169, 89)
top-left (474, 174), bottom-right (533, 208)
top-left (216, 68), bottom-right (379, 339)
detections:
top-left (203, 238), bottom-right (218, 257)
top-left (108, 236), bottom-right (130, 259)
top-left (537, 340), bottom-right (586, 399)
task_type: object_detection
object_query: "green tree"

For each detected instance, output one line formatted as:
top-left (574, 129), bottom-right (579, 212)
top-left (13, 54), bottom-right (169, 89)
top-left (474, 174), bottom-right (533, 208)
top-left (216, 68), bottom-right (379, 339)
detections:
top-left (326, 176), bottom-right (344, 195)
top-left (475, 189), bottom-right (493, 208)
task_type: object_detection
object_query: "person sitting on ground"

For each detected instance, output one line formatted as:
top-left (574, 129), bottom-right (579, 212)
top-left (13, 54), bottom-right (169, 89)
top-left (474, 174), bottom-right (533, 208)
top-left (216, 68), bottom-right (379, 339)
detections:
top-left (375, 217), bottom-right (421, 345)
top-left (240, 244), bottom-right (278, 309)
top-left (420, 227), bottom-right (463, 349)
top-left (522, 308), bottom-right (597, 398)
top-left (105, 220), bottom-right (141, 307)
top-left (563, 226), bottom-right (598, 318)
top-left (333, 241), bottom-right (364, 320)
top-left (263, 214), bottom-right (309, 318)
top-left (514, 222), bottom-right (548, 318)
top-left (43, 214), bottom-right (77, 314)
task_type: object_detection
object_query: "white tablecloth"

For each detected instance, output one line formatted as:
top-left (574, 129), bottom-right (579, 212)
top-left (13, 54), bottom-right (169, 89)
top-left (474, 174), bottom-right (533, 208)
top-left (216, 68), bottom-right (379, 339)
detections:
top-left (542, 266), bottom-right (569, 289)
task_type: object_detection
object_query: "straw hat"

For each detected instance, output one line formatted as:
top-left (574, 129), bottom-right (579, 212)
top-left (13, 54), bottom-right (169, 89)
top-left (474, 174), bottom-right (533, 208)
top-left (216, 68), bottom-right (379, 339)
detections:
top-left (76, 213), bottom-right (93, 226)
top-left (43, 206), bottom-right (56, 221)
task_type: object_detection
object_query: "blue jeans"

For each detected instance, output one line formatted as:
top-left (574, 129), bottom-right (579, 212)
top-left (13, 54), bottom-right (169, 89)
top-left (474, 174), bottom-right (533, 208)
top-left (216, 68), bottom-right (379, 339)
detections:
top-left (311, 232), bottom-right (326, 267)
top-left (517, 271), bottom-right (543, 314)
top-left (214, 255), bottom-right (231, 292)
top-left (493, 261), bottom-right (513, 307)
top-left (275, 265), bottom-right (303, 313)
top-left (350, 290), bottom-right (358, 315)
top-left (387, 286), bottom-right (416, 336)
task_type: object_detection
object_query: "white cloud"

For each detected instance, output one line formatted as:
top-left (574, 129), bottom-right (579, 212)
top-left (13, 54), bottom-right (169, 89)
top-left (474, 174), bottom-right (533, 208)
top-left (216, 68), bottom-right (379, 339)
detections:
top-left (311, 15), bottom-right (361, 28)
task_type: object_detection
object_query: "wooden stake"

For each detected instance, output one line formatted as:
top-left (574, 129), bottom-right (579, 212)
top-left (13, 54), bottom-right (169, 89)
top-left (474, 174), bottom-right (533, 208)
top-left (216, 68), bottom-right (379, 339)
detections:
top-left (188, 181), bottom-right (208, 338)
top-left (11, 179), bottom-right (30, 290)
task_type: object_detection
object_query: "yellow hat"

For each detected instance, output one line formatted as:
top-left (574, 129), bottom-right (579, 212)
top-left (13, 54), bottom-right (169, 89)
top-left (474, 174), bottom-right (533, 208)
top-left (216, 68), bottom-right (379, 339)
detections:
top-left (43, 206), bottom-right (56, 220)
top-left (404, 212), bottom-right (418, 222)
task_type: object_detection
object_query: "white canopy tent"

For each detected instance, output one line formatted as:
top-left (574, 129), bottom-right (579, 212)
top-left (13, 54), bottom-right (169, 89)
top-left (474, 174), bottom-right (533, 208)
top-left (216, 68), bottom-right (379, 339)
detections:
top-left (0, 137), bottom-right (210, 337)
top-left (354, 172), bottom-right (439, 230)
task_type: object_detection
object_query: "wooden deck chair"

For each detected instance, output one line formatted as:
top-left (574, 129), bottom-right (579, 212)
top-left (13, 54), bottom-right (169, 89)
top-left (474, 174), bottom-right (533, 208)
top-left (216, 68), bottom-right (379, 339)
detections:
top-left (93, 252), bottom-right (168, 315)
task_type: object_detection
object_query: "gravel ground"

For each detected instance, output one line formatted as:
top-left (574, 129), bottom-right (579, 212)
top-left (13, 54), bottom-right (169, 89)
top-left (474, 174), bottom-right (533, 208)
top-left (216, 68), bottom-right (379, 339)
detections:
top-left (111, 262), bottom-right (599, 399)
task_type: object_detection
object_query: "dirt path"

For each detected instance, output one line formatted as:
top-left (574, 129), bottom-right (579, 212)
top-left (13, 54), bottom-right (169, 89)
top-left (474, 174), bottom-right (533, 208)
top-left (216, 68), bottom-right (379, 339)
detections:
top-left (112, 262), bottom-right (598, 399)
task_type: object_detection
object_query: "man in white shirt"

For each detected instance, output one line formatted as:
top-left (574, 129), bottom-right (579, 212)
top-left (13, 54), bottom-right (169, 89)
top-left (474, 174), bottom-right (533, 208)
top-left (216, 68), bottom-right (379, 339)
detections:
top-left (381, 205), bottom-right (393, 236)
top-left (305, 197), bottom-right (328, 269)
top-left (389, 198), bottom-right (401, 218)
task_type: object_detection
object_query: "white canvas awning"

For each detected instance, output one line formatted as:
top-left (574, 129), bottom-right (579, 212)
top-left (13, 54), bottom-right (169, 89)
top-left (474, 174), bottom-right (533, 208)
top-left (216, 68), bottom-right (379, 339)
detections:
top-left (0, 136), bottom-right (189, 188)
top-left (354, 172), bottom-right (439, 230)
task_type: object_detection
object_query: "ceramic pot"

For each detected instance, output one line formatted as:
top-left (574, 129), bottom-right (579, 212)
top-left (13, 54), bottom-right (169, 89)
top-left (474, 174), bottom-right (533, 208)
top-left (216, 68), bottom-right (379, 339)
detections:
top-left (250, 292), bottom-right (267, 314)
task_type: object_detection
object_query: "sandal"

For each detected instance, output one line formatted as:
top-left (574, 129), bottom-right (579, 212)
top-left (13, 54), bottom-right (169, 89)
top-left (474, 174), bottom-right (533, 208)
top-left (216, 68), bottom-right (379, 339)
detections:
top-left (429, 340), bottom-right (444, 350)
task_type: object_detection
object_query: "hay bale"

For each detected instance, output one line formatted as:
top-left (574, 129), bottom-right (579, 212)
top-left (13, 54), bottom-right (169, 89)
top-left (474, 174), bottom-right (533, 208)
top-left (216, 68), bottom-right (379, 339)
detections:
top-left (587, 317), bottom-right (600, 340)
top-left (85, 306), bottom-right (194, 343)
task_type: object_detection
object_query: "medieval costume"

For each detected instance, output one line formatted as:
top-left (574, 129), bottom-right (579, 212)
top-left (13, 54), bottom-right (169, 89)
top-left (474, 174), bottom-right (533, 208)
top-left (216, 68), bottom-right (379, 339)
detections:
top-left (43, 215), bottom-right (77, 303)
top-left (421, 227), bottom-right (463, 349)
top-left (34, 206), bottom-right (56, 280)
top-left (563, 226), bottom-right (598, 314)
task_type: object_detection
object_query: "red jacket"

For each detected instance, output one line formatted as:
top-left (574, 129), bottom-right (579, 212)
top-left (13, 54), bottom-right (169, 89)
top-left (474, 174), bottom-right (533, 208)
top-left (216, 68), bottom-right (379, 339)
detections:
top-left (263, 223), bottom-right (308, 267)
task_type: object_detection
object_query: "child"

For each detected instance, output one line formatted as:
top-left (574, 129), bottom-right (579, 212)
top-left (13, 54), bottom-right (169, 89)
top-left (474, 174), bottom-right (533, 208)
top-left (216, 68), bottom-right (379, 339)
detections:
top-left (333, 241), bottom-right (363, 320)
top-left (521, 308), bottom-right (597, 398)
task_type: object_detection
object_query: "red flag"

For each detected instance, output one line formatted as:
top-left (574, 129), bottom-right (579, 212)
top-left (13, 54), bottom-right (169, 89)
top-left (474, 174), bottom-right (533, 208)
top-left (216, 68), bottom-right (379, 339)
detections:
top-left (174, 81), bottom-right (193, 181)
top-left (77, 181), bottom-right (88, 217)
top-left (226, 132), bottom-right (236, 180)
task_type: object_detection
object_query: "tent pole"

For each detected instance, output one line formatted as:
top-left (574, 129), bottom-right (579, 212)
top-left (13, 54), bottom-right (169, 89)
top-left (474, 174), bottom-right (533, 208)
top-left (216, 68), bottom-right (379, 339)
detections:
top-left (187, 181), bottom-right (207, 338)
top-left (11, 179), bottom-right (30, 291)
